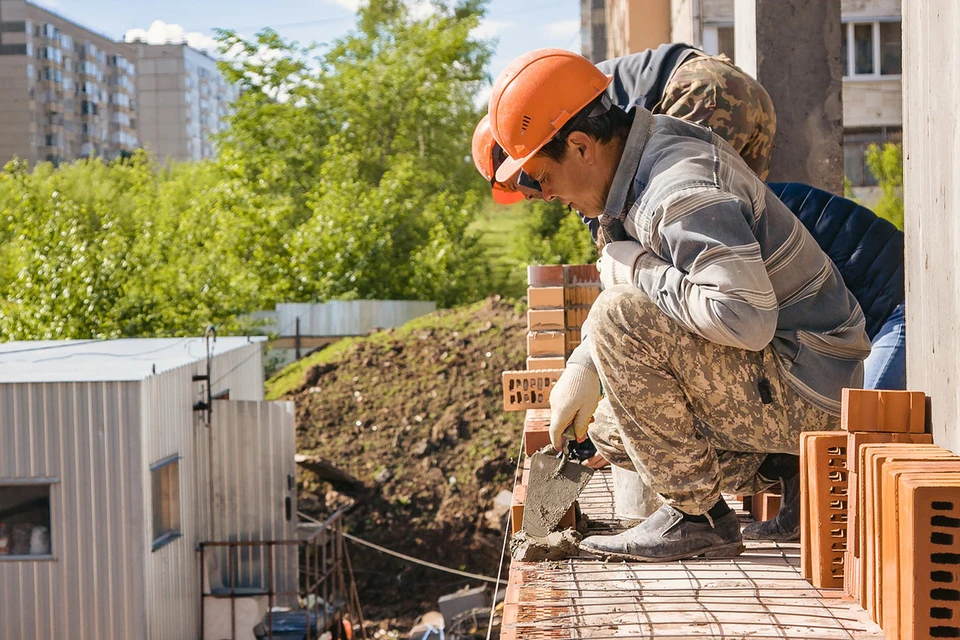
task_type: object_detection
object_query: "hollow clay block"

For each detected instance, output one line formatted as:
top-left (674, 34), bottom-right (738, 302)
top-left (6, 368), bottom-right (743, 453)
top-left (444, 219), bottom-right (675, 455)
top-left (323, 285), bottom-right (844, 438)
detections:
top-left (865, 448), bottom-right (954, 619)
top-left (895, 474), bottom-right (960, 640)
top-left (841, 388), bottom-right (926, 433)
top-left (806, 432), bottom-right (848, 589)
top-left (879, 460), bottom-right (960, 633)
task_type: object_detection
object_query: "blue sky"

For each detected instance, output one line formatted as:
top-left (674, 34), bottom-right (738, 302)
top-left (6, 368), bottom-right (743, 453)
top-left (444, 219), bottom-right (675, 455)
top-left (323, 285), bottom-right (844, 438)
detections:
top-left (30, 0), bottom-right (581, 98)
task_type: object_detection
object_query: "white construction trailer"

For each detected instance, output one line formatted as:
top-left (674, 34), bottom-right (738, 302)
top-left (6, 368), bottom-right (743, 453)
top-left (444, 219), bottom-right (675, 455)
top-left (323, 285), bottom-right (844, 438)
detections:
top-left (0, 337), bottom-right (298, 639)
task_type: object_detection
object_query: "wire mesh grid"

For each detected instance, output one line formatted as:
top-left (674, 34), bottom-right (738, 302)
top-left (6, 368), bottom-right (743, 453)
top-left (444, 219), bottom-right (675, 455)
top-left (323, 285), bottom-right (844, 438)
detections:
top-left (501, 468), bottom-right (886, 639)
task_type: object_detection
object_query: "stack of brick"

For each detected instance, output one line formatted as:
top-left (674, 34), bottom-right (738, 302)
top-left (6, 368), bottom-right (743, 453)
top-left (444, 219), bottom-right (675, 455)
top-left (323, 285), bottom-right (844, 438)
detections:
top-left (801, 388), bottom-right (960, 639)
top-left (502, 264), bottom-right (601, 542)
top-left (803, 390), bottom-right (931, 592)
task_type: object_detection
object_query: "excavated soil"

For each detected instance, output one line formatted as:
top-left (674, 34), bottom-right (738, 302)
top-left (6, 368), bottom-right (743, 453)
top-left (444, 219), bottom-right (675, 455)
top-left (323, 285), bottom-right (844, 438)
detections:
top-left (279, 297), bottom-right (527, 631)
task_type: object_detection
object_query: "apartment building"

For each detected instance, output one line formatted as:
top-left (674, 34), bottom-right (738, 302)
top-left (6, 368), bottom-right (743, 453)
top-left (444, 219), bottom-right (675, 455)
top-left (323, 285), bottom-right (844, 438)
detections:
top-left (0, 0), bottom-right (138, 165)
top-left (128, 42), bottom-right (238, 162)
top-left (587, 0), bottom-right (902, 198)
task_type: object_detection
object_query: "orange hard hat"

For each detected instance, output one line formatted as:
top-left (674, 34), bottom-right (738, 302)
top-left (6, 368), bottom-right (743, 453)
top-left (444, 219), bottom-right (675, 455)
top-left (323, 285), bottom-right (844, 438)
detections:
top-left (471, 115), bottom-right (524, 205)
top-left (489, 48), bottom-right (612, 183)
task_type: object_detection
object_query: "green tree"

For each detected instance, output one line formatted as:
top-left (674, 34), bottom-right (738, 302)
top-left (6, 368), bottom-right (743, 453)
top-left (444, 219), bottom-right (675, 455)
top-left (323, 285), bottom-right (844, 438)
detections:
top-left (515, 199), bottom-right (598, 266)
top-left (216, 0), bottom-right (496, 307)
top-left (864, 142), bottom-right (904, 230)
top-left (0, 154), bottom-right (275, 340)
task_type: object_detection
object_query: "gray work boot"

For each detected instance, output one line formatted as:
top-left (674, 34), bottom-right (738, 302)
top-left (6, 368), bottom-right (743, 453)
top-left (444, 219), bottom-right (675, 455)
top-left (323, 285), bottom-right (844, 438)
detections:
top-left (742, 473), bottom-right (800, 541)
top-left (579, 504), bottom-right (745, 562)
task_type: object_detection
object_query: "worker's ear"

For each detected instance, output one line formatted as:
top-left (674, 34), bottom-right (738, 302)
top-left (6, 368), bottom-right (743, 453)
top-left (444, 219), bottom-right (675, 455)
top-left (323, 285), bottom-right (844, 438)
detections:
top-left (566, 131), bottom-right (595, 165)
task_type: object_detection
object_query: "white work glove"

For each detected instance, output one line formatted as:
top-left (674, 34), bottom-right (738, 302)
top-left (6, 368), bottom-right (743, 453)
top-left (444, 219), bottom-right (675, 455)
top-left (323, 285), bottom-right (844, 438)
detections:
top-left (548, 363), bottom-right (602, 450)
top-left (597, 241), bottom-right (645, 290)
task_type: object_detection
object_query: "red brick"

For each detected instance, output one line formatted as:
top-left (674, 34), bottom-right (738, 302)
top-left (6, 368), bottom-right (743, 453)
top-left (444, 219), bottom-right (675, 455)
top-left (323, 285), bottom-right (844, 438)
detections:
top-left (563, 263), bottom-right (600, 285)
top-left (862, 446), bottom-right (952, 618)
top-left (527, 286), bottom-right (564, 310)
top-left (527, 265), bottom-right (565, 287)
top-left (804, 432), bottom-right (848, 589)
top-left (564, 329), bottom-right (581, 355)
top-left (844, 434), bottom-right (935, 603)
top-left (524, 408), bottom-right (550, 428)
top-left (501, 369), bottom-right (563, 412)
top-left (527, 331), bottom-right (565, 357)
top-left (879, 459), bottom-right (960, 631)
top-left (511, 485), bottom-right (526, 535)
top-left (847, 432), bottom-right (934, 563)
top-left (523, 423), bottom-right (551, 456)
top-left (800, 431), bottom-right (830, 581)
top-left (565, 307), bottom-right (590, 329)
top-left (526, 356), bottom-right (566, 370)
top-left (528, 308), bottom-right (565, 331)
top-left (564, 286), bottom-right (601, 307)
top-left (759, 491), bottom-right (781, 522)
top-left (894, 473), bottom-right (960, 640)
top-left (841, 388), bottom-right (926, 433)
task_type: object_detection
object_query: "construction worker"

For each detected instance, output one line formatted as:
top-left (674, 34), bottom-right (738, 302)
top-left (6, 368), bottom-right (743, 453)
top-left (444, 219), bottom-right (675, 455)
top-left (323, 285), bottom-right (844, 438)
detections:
top-left (489, 49), bottom-right (870, 561)
top-left (473, 43), bottom-right (776, 205)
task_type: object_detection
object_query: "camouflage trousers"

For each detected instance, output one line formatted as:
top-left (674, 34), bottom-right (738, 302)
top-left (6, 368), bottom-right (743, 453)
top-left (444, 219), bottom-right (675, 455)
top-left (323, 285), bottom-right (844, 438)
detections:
top-left (585, 285), bottom-right (838, 515)
top-left (656, 53), bottom-right (777, 180)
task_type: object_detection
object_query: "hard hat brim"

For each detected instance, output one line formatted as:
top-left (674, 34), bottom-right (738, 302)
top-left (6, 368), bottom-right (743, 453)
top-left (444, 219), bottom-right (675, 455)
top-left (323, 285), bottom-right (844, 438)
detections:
top-left (494, 153), bottom-right (529, 185)
top-left (492, 184), bottom-right (525, 205)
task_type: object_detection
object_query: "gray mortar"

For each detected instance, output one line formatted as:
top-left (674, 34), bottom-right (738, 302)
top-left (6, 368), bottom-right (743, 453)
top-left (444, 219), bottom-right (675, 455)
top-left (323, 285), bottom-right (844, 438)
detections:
top-left (510, 529), bottom-right (582, 562)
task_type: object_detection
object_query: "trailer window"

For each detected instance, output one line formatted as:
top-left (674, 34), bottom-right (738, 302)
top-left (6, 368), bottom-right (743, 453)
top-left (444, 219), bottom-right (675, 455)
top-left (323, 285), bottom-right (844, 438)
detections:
top-left (0, 483), bottom-right (53, 559)
top-left (151, 456), bottom-right (181, 550)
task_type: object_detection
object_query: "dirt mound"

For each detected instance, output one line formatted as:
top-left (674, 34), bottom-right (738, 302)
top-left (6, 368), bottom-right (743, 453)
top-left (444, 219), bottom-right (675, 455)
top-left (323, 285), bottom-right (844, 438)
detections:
top-left (277, 296), bottom-right (527, 629)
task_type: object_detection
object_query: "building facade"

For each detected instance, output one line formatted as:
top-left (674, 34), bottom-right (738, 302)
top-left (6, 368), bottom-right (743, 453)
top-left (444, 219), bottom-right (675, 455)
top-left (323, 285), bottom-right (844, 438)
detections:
top-left (129, 43), bottom-right (238, 162)
top-left (0, 0), bottom-right (138, 165)
top-left (593, 0), bottom-right (902, 200)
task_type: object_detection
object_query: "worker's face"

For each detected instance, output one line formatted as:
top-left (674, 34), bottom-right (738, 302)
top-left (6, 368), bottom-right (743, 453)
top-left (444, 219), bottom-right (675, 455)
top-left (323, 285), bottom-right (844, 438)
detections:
top-left (523, 132), bottom-right (608, 218)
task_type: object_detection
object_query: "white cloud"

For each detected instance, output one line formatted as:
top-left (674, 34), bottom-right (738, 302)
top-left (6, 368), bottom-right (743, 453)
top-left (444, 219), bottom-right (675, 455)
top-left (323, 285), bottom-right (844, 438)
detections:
top-left (472, 19), bottom-right (513, 41)
top-left (124, 20), bottom-right (220, 55)
top-left (544, 18), bottom-right (579, 41)
top-left (474, 84), bottom-right (493, 109)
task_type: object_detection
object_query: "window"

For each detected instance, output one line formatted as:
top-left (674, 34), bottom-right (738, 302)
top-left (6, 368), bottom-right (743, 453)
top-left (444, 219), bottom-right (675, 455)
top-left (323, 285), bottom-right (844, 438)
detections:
top-left (151, 457), bottom-right (181, 549)
top-left (843, 21), bottom-right (901, 78)
top-left (0, 483), bottom-right (53, 558)
top-left (879, 21), bottom-right (901, 75)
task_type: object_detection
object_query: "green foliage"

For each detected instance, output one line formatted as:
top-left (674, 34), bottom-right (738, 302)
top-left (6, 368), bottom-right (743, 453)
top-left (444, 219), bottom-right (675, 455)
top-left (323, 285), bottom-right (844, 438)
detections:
top-left (0, 154), bottom-right (275, 339)
top-left (515, 199), bottom-right (598, 266)
top-left (0, 0), bottom-right (498, 340)
top-left (864, 142), bottom-right (904, 230)
top-left (216, 0), bottom-right (496, 308)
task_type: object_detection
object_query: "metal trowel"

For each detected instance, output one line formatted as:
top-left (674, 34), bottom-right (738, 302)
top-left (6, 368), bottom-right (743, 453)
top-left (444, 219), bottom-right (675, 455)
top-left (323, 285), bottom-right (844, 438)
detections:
top-left (522, 445), bottom-right (595, 537)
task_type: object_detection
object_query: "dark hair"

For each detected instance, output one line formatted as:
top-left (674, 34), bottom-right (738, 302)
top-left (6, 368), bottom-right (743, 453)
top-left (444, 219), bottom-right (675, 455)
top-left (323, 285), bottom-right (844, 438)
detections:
top-left (538, 95), bottom-right (633, 162)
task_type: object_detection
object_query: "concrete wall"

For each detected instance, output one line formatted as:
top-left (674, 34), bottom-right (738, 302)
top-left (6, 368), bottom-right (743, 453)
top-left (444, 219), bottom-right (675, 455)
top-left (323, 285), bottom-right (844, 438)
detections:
top-left (843, 79), bottom-right (901, 128)
top-left (902, 1), bottom-right (960, 453)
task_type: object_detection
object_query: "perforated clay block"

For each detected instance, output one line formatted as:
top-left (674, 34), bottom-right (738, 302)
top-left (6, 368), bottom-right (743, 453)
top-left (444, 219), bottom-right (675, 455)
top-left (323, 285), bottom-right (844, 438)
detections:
top-left (805, 432), bottom-right (848, 588)
top-left (879, 459), bottom-right (960, 632)
top-left (501, 369), bottom-right (563, 412)
top-left (893, 473), bottom-right (960, 640)
top-left (863, 447), bottom-right (953, 619)
top-left (801, 431), bottom-right (838, 581)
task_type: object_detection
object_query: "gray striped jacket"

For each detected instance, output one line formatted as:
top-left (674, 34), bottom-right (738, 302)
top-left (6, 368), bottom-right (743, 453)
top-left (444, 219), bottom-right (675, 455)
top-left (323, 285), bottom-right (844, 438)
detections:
top-left (577, 108), bottom-right (870, 415)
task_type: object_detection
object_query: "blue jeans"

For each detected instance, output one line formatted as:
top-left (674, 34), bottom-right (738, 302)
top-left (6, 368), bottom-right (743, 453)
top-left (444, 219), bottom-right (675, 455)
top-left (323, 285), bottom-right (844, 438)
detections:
top-left (863, 304), bottom-right (906, 390)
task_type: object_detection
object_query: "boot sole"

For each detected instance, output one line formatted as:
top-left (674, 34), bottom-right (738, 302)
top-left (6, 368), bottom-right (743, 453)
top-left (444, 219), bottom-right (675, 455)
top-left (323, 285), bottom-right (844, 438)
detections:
top-left (582, 541), bottom-right (746, 563)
